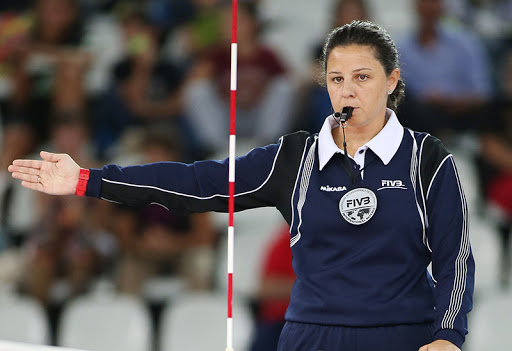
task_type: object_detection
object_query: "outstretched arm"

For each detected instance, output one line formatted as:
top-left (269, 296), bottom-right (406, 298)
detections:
top-left (8, 151), bottom-right (80, 195)
top-left (7, 133), bottom-right (305, 217)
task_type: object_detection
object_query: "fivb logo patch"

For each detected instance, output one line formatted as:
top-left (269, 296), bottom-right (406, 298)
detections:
top-left (379, 179), bottom-right (407, 190)
top-left (339, 188), bottom-right (377, 225)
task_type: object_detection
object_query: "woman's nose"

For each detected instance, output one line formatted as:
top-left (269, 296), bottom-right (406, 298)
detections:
top-left (341, 81), bottom-right (355, 98)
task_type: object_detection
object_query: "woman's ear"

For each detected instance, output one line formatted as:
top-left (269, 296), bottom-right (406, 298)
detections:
top-left (387, 68), bottom-right (400, 93)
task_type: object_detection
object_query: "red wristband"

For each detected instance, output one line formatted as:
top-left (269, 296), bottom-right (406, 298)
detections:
top-left (75, 168), bottom-right (90, 196)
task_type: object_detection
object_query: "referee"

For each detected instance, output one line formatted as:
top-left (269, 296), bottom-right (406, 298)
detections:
top-left (9, 21), bottom-right (474, 351)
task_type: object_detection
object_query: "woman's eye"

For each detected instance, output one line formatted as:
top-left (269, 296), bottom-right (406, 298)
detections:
top-left (357, 74), bottom-right (369, 81)
top-left (333, 77), bottom-right (343, 83)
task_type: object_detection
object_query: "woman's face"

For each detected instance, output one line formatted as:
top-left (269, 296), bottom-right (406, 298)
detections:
top-left (326, 44), bottom-right (399, 129)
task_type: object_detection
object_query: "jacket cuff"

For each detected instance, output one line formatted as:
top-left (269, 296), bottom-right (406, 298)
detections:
top-left (434, 329), bottom-right (465, 349)
top-left (85, 168), bottom-right (103, 198)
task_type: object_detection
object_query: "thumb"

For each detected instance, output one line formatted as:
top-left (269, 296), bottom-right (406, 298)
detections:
top-left (418, 345), bottom-right (429, 351)
top-left (40, 151), bottom-right (63, 163)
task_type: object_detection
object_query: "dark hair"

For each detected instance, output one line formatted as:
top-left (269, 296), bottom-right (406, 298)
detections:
top-left (319, 20), bottom-right (405, 111)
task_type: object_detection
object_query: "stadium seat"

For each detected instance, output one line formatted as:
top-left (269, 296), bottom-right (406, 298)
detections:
top-left (465, 291), bottom-right (512, 351)
top-left (159, 292), bottom-right (254, 351)
top-left (142, 276), bottom-right (186, 305)
top-left (57, 294), bottom-right (152, 351)
top-left (0, 340), bottom-right (86, 351)
top-left (469, 216), bottom-right (501, 293)
top-left (0, 293), bottom-right (50, 345)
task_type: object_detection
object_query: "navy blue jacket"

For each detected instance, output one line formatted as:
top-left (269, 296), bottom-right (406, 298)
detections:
top-left (86, 128), bottom-right (474, 348)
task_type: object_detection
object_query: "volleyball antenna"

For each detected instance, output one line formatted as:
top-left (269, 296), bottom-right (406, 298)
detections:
top-left (226, 0), bottom-right (238, 350)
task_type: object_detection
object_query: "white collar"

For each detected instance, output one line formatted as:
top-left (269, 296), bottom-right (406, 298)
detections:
top-left (318, 108), bottom-right (404, 171)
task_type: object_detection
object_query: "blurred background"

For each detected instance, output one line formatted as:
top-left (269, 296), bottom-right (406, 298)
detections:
top-left (0, 0), bottom-right (510, 350)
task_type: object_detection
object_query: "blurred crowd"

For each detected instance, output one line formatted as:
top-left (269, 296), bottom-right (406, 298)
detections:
top-left (0, 0), bottom-right (511, 349)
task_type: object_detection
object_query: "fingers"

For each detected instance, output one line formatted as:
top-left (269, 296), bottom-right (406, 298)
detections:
top-left (10, 159), bottom-right (43, 170)
top-left (418, 345), bottom-right (428, 351)
top-left (8, 151), bottom-right (61, 173)
top-left (8, 151), bottom-right (63, 171)
top-left (8, 165), bottom-right (40, 176)
top-left (11, 171), bottom-right (40, 184)
top-left (40, 151), bottom-right (63, 162)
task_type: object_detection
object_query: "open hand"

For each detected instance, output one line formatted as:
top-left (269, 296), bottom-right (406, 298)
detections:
top-left (8, 151), bottom-right (81, 195)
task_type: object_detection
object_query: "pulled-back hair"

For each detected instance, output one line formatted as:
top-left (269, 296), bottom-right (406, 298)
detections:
top-left (319, 20), bottom-right (405, 111)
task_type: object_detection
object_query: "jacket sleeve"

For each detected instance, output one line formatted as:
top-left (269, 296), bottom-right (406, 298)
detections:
top-left (85, 140), bottom-right (285, 215)
top-left (422, 136), bottom-right (475, 348)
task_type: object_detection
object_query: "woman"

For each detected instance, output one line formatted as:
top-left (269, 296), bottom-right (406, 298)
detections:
top-left (8, 21), bottom-right (474, 351)
top-left (183, 1), bottom-right (295, 155)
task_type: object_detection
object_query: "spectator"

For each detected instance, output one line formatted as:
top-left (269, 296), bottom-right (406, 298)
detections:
top-left (163, 0), bottom-right (222, 68)
top-left (7, 0), bottom-right (91, 144)
top-left (295, 0), bottom-right (370, 134)
top-left (183, 1), bottom-right (295, 155)
top-left (330, 0), bottom-right (370, 28)
top-left (92, 8), bottom-right (195, 161)
top-left (464, 1), bottom-right (512, 91)
top-left (113, 127), bottom-right (217, 295)
top-left (443, 0), bottom-right (512, 44)
top-left (145, 0), bottom-right (195, 35)
top-left (0, 0), bottom-right (90, 264)
top-left (0, 0), bottom-right (93, 183)
top-left (0, 8), bottom-right (32, 100)
top-left (80, 0), bottom-right (121, 17)
top-left (397, 0), bottom-right (492, 142)
top-left (0, 0), bottom-right (124, 167)
top-left (250, 223), bottom-right (295, 351)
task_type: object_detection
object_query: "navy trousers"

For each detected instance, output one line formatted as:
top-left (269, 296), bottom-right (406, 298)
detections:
top-left (277, 321), bottom-right (435, 351)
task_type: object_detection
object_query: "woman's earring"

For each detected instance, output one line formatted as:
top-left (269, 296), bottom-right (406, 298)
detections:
top-left (388, 90), bottom-right (393, 95)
